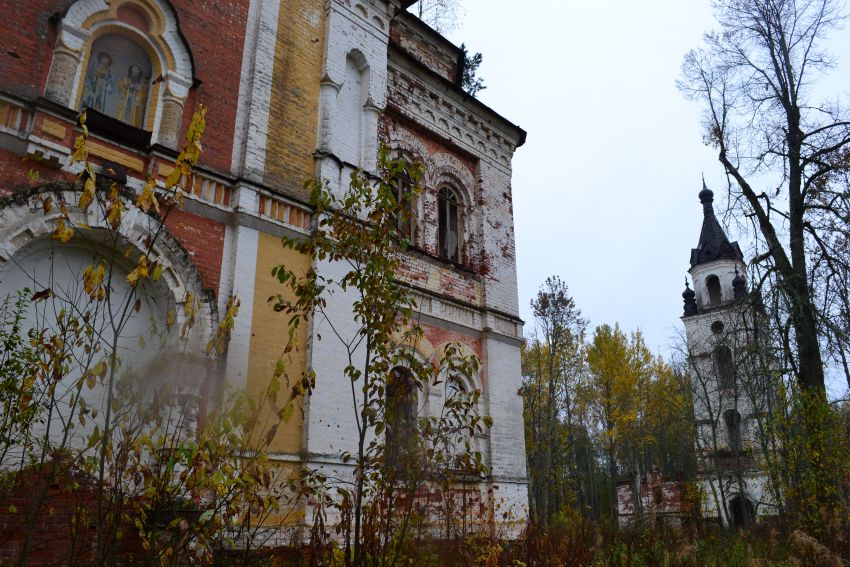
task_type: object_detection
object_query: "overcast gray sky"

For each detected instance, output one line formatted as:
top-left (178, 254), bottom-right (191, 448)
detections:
top-left (440, 1), bottom-right (850, 397)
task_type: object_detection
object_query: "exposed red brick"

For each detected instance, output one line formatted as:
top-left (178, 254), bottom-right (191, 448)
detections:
top-left (163, 207), bottom-right (225, 295)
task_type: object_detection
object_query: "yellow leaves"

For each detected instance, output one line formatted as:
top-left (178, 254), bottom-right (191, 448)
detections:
top-left (136, 177), bottom-right (159, 214)
top-left (164, 163), bottom-right (189, 191)
top-left (105, 199), bottom-right (124, 230)
top-left (81, 359), bottom-right (108, 391)
top-left (126, 255), bottom-right (149, 287)
top-left (51, 217), bottom-right (74, 243)
top-left (105, 182), bottom-right (123, 230)
top-left (183, 292), bottom-right (195, 319)
top-left (179, 292), bottom-right (197, 337)
top-left (206, 295), bottom-right (240, 357)
top-left (70, 110), bottom-right (89, 165)
top-left (181, 104), bottom-right (207, 168)
top-left (78, 172), bottom-right (95, 211)
top-left (82, 262), bottom-right (106, 301)
top-left (70, 131), bottom-right (88, 164)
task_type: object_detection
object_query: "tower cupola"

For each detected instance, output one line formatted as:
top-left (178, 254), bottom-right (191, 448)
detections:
top-left (732, 267), bottom-right (747, 302)
top-left (683, 279), bottom-right (698, 317)
top-left (686, 180), bottom-right (747, 313)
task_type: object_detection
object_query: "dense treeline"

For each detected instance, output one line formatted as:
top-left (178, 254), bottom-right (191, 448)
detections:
top-left (521, 272), bottom-right (850, 562)
top-left (521, 277), bottom-right (696, 526)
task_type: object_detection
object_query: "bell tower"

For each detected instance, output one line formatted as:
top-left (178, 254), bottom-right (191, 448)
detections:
top-left (680, 181), bottom-right (776, 527)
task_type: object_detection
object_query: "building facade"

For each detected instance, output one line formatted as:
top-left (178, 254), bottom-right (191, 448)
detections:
top-left (680, 184), bottom-right (779, 527)
top-left (0, 0), bottom-right (528, 544)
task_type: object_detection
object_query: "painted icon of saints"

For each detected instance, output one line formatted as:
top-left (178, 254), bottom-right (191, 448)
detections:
top-left (81, 51), bottom-right (114, 114)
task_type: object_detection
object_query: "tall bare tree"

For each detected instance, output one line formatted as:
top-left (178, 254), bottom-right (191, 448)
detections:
top-left (679, 0), bottom-right (850, 394)
top-left (522, 276), bottom-right (587, 524)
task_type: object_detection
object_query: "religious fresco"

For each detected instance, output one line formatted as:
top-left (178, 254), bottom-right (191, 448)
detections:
top-left (81, 34), bottom-right (152, 128)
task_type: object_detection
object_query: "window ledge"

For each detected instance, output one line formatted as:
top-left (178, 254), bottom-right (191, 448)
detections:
top-left (84, 107), bottom-right (152, 149)
top-left (405, 244), bottom-right (479, 277)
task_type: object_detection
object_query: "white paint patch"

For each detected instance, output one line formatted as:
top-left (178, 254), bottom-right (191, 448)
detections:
top-left (224, 226), bottom-right (259, 390)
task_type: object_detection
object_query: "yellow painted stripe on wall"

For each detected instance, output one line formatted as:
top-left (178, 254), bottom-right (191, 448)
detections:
top-left (264, 0), bottom-right (326, 199)
top-left (247, 231), bottom-right (311, 454)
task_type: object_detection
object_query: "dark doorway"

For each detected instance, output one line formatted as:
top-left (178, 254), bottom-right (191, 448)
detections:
top-left (728, 494), bottom-right (755, 527)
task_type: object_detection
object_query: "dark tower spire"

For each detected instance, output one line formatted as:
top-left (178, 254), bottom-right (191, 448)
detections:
top-left (689, 181), bottom-right (744, 267)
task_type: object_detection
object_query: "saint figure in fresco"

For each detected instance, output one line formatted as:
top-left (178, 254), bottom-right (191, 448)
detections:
top-left (81, 51), bottom-right (113, 113)
top-left (117, 64), bottom-right (148, 128)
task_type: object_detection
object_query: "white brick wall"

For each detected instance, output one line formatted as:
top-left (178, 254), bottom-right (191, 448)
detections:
top-left (305, 0), bottom-right (529, 530)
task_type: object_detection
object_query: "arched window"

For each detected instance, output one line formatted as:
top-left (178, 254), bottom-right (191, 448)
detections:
top-left (386, 366), bottom-right (418, 470)
top-left (80, 34), bottom-right (152, 128)
top-left (706, 274), bottom-right (722, 307)
top-left (714, 346), bottom-right (735, 389)
top-left (724, 408), bottom-right (743, 453)
top-left (389, 156), bottom-right (416, 243)
top-left (444, 373), bottom-right (484, 473)
top-left (438, 186), bottom-right (461, 262)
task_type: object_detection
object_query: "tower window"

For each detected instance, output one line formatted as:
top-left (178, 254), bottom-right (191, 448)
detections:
top-left (438, 186), bottom-right (460, 262)
top-left (714, 346), bottom-right (735, 390)
top-left (706, 274), bottom-right (722, 307)
top-left (80, 34), bottom-right (152, 128)
top-left (724, 408), bottom-right (743, 453)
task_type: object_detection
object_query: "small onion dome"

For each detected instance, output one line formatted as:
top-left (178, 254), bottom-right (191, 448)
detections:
top-left (699, 178), bottom-right (714, 211)
top-left (733, 267), bottom-right (747, 302)
top-left (683, 279), bottom-right (698, 317)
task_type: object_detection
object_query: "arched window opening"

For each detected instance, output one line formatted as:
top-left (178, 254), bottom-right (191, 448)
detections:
top-left (389, 157), bottom-right (416, 243)
top-left (446, 373), bottom-right (468, 400)
top-left (706, 274), bottom-right (722, 307)
top-left (386, 366), bottom-right (418, 470)
top-left (728, 494), bottom-right (755, 527)
top-left (81, 34), bottom-right (152, 128)
top-left (438, 186), bottom-right (460, 262)
top-left (714, 346), bottom-right (735, 390)
top-left (724, 408), bottom-right (743, 453)
top-left (444, 373), bottom-right (484, 474)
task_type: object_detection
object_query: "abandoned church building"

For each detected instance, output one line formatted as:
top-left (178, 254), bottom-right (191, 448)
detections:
top-left (0, 0), bottom-right (529, 549)
top-left (616, 184), bottom-right (780, 528)
top-left (681, 184), bottom-right (779, 527)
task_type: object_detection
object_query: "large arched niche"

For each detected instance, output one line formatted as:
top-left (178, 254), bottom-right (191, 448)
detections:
top-left (0, 186), bottom-right (217, 366)
top-left (0, 186), bottom-right (218, 455)
top-left (45, 0), bottom-right (195, 148)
